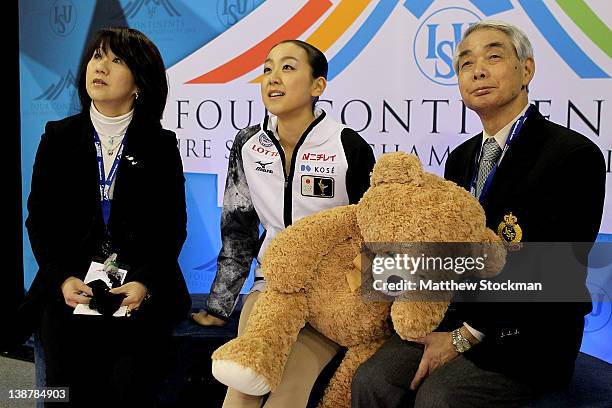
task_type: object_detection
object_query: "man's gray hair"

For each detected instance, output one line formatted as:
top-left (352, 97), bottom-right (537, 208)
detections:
top-left (453, 20), bottom-right (534, 74)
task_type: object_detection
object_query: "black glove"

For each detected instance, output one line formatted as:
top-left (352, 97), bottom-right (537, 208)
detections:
top-left (88, 279), bottom-right (125, 317)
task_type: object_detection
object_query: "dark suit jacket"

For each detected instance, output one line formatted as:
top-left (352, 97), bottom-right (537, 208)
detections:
top-left (443, 107), bottom-right (606, 388)
top-left (11, 111), bottom-right (191, 346)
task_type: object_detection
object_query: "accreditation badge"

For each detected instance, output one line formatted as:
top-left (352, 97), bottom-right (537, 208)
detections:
top-left (497, 212), bottom-right (523, 243)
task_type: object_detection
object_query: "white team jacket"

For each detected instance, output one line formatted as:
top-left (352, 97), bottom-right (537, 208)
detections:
top-left (206, 110), bottom-right (375, 319)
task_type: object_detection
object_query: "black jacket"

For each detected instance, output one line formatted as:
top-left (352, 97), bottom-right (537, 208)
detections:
top-left (10, 111), bottom-right (191, 346)
top-left (443, 107), bottom-right (606, 388)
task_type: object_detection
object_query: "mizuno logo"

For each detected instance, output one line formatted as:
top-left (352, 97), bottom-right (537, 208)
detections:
top-left (255, 160), bottom-right (274, 174)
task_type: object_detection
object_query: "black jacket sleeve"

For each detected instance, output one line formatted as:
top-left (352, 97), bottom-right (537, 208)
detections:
top-left (25, 123), bottom-right (83, 296)
top-left (341, 128), bottom-right (375, 204)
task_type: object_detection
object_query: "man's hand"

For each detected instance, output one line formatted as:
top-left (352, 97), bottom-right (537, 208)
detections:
top-left (191, 310), bottom-right (226, 327)
top-left (61, 277), bottom-right (93, 308)
top-left (410, 332), bottom-right (459, 390)
top-left (109, 281), bottom-right (148, 312)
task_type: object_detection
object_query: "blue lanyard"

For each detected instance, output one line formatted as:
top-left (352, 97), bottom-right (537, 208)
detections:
top-left (470, 104), bottom-right (535, 203)
top-left (93, 130), bottom-right (126, 227)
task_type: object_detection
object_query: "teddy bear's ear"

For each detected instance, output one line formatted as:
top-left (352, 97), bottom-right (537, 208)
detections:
top-left (370, 152), bottom-right (423, 187)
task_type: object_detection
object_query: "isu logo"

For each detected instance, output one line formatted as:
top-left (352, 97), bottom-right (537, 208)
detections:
top-left (217, 0), bottom-right (255, 28)
top-left (413, 7), bottom-right (481, 86)
top-left (49, 0), bottom-right (76, 36)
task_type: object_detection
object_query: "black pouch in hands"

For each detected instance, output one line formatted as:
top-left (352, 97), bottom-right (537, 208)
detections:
top-left (88, 279), bottom-right (125, 316)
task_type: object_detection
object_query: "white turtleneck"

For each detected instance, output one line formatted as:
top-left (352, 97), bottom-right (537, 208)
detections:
top-left (90, 103), bottom-right (134, 198)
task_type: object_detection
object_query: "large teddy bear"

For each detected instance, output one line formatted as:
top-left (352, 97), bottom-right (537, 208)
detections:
top-left (212, 152), bottom-right (505, 407)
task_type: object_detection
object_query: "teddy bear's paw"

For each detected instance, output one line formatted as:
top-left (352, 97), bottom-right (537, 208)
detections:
top-left (391, 301), bottom-right (448, 341)
top-left (212, 360), bottom-right (271, 396)
top-left (396, 327), bottom-right (429, 341)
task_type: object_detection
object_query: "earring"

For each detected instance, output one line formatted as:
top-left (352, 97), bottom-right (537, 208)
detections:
top-left (135, 91), bottom-right (139, 100)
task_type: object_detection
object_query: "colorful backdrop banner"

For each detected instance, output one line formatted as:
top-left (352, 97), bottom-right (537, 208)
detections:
top-left (19, 0), bottom-right (611, 362)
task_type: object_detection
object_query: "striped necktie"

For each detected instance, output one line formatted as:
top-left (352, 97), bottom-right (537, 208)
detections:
top-left (475, 138), bottom-right (502, 198)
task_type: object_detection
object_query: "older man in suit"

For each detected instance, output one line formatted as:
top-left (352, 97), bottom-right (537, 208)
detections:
top-left (351, 20), bottom-right (606, 407)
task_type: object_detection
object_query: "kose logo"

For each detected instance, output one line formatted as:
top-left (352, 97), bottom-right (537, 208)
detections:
top-left (413, 7), bottom-right (481, 86)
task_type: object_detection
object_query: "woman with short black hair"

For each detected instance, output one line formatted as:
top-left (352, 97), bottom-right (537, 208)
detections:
top-left (22, 27), bottom-right (190, 406)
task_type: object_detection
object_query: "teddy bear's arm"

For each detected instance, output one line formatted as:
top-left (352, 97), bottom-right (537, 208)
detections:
top-left (391, 301), bottom-right (449, 340)
top-left (317, 339), bottom-right (387, 408)
top-left (262, 205), bottom-right (361, 293)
